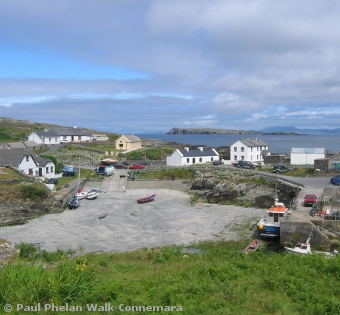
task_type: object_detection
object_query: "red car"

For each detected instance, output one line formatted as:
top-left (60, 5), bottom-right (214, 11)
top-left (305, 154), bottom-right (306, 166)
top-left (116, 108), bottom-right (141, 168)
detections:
top-left (129, 164), bottom-right (145, 170)
top-left (304, 194), bottom-right (317, 206)
top-left (114, 163), bottom-right (128, 169)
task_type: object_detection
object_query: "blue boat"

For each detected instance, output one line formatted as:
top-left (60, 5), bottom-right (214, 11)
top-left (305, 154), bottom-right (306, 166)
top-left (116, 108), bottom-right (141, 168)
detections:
top-left (68, 196), bottom-right (80, 209)
top-left (257, 198), bottom-right (288, 238)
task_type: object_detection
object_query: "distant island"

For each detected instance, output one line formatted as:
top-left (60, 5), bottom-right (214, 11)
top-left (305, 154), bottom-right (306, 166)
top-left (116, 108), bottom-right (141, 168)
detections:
top-left (167, 127), bottom-right (299, 135)
top-left (167, 126), bottom-right (340, 135)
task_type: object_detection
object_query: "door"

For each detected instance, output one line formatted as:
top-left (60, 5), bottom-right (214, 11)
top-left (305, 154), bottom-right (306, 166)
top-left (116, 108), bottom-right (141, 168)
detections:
top-left (192, 158), bottom-right (196, 164)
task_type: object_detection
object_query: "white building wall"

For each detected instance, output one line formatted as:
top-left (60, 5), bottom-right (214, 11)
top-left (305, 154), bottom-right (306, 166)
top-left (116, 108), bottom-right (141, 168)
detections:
top-left (166, 150), bottom-right (184, 166)
top-left (291, 153), bottom-right (325, 165)
top-left (28, 132), bottom-right (43, 144)
top-left (231, 140), bottom-right (267, 162)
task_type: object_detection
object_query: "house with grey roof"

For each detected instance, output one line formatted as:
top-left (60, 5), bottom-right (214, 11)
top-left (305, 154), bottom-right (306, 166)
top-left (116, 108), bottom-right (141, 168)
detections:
top-left (115, 134), bottom-right (142, 150)
top-left (230, 137), bottom-right (268, 163)
top-left (167, 147), bottom-right (219, 166)
top-left (290, 148), bottom-right (326, 166)
top-left (0, 149), bottom-right (55, 178)
top-left (28, 126), bottom-right (93, 144)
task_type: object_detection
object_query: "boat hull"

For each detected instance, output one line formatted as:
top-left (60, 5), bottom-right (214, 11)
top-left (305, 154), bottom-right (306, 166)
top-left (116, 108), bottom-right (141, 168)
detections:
top-left (259, 225), bottom-right (280, 238)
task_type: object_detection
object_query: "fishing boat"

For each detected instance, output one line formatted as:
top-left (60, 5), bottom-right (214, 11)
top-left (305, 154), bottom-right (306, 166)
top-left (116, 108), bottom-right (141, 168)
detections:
top-left (85, 189), bottom-right (98, 200)
top-left (244, 239), bottom-right (259, 254)
top-left (257, 197), bottom-right (288, 238)
top-left (137, 194), bottom-right (156, 204)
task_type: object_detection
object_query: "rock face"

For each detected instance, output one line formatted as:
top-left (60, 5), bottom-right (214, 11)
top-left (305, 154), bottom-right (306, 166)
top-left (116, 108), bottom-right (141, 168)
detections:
top-left (190, 177), bottom-right (298, 208)
top-left (0, 198), bottom-right (62, 226)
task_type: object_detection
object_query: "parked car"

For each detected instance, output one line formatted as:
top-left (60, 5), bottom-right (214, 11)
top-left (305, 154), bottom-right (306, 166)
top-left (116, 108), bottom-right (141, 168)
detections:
top-left (213, 160), bottom-right (221, 165)
top-left (62, 165), bottom-right (78, 177)
top-left (114, 163), bottom-right (128, 169)
top-left (272, 164), bottom-right (294, 173)
top-left (47, 178), bottom-right (58, 184)
top-left (304, 194), bottom-right (317, 206)
top-left (331, 175), bottom-right (340, 185)
top-left (129, 164), bottom-right (145, 170)
top-left (95, 166), bottom-right (106, 175)
top-left (139, 161), bottom-right (152, 166)
top-left (60, 139), bottom-right (68, 144)
top-left (233, 160), bottom-right (257, 169)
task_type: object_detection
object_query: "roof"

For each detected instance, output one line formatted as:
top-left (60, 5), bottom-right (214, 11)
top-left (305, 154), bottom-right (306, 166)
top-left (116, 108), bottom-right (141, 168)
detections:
top-left (120, 134), bottom-right (141, 142)
top-left (43, 127), bottom-right (91, 136)
top-left (35, 131), bottom-right (60, 138)
top-left (291, 148), bottom-right (326, 154)
top-left (178, 147), bottom-right (219, 157)
top-left (23, 141), bottom-right (42, 148)
top-left (0, 149), bottom-right (53, 167)
top-left (237, 137), bottom-right (268, 147)
top-left (7, 142), bottom-right (26, 149)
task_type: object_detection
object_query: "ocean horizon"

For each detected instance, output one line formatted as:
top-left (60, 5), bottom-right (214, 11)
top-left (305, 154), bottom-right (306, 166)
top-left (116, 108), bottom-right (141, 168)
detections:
top-left (137, 133), bottom-right (340, 155)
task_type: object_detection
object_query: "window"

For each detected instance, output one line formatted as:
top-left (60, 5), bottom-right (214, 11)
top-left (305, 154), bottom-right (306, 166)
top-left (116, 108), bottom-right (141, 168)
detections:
top-left (199, 158), bottom-right (202, 163)
top-left (241, 156), bottom-right (244, 160)
top-left (234, 155), bottom-right (237, 161)
top-left (241, 147), bottom-right (244, 152)
top-left (211, 157), bottom-right (213, 161)
top-left (251, 147), bottom-right (253, 152)
top-left (234, 147), bottom-right (237, 152)
top-left (257, 147), bottom-right (259, 151)
top-left (26, 155), bottom-right (29, 162)
top-left (55, 138), bottom-right (58, 142)
top-left (46, 167), bottom-right (49, 173)
top-left (187, 158), bottom-right (190, 163)
top-left (51, 166), bottom-right (54, 172)
top-left (257, 155), bottom-right (259, 159)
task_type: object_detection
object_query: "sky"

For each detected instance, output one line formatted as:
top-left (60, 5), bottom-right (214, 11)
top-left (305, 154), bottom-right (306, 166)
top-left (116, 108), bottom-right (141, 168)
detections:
top-left (1, 0), bottom-right (340, 134)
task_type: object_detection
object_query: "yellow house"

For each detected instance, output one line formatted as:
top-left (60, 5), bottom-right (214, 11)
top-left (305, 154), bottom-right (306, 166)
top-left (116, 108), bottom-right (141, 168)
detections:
top-left (115, 134), bottom-right (142, 150)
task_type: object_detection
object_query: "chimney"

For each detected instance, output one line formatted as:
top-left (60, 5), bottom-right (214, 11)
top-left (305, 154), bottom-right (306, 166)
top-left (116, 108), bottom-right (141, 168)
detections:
top-left (184, 147), bottom-right (189, 152)
top-left (198, 147), bottom-right (203, 151)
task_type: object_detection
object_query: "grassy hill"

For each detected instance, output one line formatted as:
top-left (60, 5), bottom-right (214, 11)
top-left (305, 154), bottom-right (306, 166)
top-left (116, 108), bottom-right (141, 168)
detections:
top-left (0, 117), bottom-right (120, 142)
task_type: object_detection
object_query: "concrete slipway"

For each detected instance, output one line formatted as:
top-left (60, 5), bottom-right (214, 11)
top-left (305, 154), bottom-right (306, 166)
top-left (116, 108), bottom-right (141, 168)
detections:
top-left (0, 170), bottom-right (265, 254)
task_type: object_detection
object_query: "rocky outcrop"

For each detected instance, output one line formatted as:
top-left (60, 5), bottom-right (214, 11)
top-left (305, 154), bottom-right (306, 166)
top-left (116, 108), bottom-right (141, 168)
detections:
top-left (0, 198), bottom-right (62, 226)
top-left (190, 176), bottom-right (298, 208)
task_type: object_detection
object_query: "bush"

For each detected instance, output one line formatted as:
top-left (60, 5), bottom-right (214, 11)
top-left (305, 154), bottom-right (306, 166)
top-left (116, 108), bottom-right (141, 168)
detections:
top-left (20, 186), bottom-right (48, 200)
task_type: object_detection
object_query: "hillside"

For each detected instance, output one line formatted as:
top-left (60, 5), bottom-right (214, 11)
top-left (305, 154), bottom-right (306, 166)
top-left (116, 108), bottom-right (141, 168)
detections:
top-left (0, 117), bottom-right (119, 141)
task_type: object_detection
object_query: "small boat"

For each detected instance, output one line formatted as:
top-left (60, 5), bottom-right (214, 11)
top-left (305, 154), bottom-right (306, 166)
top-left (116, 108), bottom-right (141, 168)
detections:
top-left (76, 191), bottom-right (87, 200)
top-left (85, 189), bottom-right (98, 200)
top-left (244, 239), bottom-right (259, 253)
top-left (68, 196), bottom-right (80, 209)
top-left (100, 158), bottom-right (117, 165)
top-left (285, 238), bottom-right (311, 255)
top-left (137, 194), bottom-right (156, 204)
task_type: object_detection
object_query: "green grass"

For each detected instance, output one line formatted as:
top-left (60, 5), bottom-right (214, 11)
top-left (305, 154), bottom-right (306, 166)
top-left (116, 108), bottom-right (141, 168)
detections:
top-left (2, 241), bottom-right (340, 314)
top-left (132, 168), bottom-right (196, 180)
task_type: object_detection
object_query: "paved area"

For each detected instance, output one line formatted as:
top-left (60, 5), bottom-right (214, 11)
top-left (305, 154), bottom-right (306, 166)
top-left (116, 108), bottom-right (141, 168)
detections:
top-left (0, 170), bottom-right (264, 254)
top-left (0, 169), bottom-right (337, 253)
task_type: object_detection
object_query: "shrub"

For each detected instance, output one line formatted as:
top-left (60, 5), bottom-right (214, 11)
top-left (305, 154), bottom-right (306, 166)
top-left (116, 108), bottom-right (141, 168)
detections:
top-left (20, 186), bottom-right (48, 200)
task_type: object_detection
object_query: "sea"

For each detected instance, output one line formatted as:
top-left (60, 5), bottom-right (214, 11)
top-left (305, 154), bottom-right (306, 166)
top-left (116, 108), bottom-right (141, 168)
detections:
top-left (136, 133), bottom-right (340, 154)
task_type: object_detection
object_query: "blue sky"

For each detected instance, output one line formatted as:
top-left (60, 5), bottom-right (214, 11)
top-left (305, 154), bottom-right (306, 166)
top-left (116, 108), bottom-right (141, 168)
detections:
top-left (1, 0), bottom-right (340, 134)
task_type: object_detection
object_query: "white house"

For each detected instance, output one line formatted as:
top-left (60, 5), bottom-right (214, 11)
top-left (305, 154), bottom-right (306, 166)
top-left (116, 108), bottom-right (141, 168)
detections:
top-left (28, 126), bottom-right (93, 144)
top-left (230, 137), bottom-right (268, 163)
top-left (92, 134), bottom-right (109, 141)
top-left (0, 149), bottom-right (56, 178)
top-left (167, 147), bottom-right (219, 166)
top-left (290, 148), bottom-right (326, 166)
